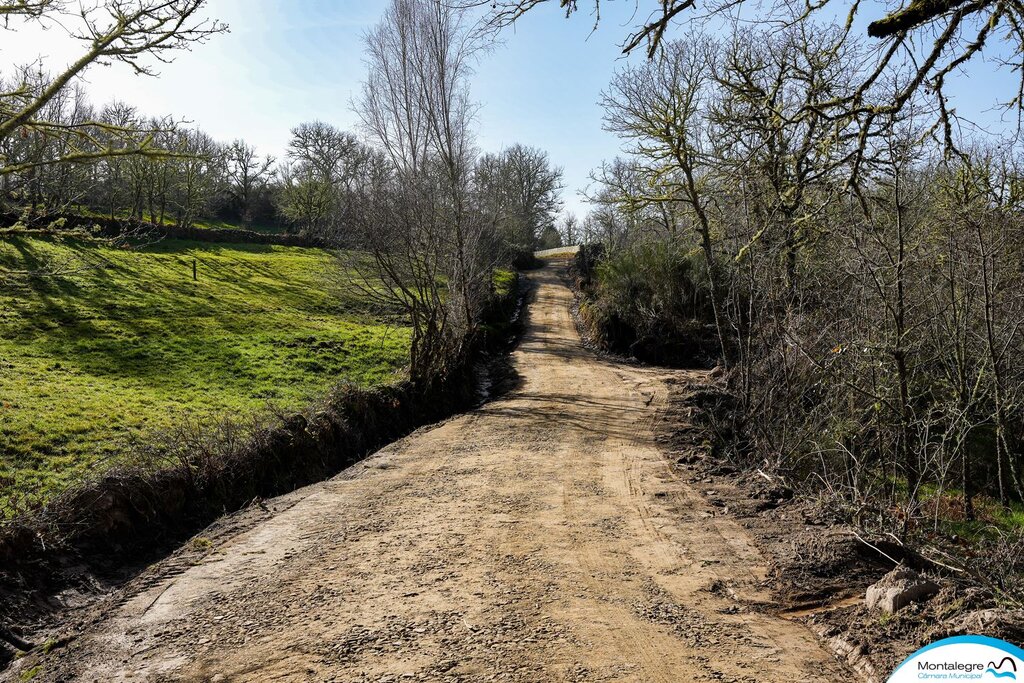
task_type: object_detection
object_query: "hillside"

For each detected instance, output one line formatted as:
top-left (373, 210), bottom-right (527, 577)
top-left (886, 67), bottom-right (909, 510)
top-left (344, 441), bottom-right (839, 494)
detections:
top-left (0, 235), bottom-right (410, 514)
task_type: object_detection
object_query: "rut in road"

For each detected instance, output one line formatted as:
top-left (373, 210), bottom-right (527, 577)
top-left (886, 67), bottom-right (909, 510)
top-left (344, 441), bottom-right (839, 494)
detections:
top-left (14, 262), bottom-right (849, 682)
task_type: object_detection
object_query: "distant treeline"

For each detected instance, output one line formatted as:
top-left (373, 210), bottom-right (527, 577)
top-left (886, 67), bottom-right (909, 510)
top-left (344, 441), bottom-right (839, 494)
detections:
top-left (0, 71), bottom-right (564, 251)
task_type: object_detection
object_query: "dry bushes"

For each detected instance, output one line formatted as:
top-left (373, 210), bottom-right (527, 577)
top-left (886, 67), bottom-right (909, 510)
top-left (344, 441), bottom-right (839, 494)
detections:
top-left (571, 243), bottom-right (721, 367)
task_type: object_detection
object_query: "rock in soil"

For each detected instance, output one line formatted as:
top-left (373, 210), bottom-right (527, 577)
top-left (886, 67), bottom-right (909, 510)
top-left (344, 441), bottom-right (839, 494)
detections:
top-left (865, 567), bottom-right (939, 615)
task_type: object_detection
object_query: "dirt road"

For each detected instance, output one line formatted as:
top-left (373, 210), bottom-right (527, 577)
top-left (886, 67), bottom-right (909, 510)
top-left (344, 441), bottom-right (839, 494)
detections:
top-left (14, 262), bottom-right (848, 682)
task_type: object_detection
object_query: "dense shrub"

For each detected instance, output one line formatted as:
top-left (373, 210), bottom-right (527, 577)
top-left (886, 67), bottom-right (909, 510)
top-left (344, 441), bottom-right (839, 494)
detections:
top-left (575, 242), bottom-right (721, 367)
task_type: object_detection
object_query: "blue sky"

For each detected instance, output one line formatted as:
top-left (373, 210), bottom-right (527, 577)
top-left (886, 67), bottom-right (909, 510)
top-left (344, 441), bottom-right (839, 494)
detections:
top-left (2, 0), bottom-right (1020, 217)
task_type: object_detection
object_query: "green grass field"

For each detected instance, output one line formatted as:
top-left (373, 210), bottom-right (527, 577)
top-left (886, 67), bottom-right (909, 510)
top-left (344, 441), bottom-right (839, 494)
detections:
top-left (0, 235), bottom-right (411, 514)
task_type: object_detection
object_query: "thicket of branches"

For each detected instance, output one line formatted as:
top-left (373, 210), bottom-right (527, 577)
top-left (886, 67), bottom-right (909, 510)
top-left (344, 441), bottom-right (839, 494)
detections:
top-left (0, 65), bottom-right (309, 231)
top-left (580, 23), bottom-right (1024, 539)
top-left (0, 1), bottom-right (237, 224)
top-left (474, 0), bottom-right (1024, 151)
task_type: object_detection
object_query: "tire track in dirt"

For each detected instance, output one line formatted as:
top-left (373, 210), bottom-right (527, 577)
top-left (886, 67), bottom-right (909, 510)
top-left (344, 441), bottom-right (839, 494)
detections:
top-left (5, 261), bottom-right (850, 682)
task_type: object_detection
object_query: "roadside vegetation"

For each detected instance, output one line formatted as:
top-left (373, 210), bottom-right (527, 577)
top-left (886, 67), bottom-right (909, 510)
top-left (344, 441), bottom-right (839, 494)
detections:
top-left (511, 0), bottom-right (1024, 634)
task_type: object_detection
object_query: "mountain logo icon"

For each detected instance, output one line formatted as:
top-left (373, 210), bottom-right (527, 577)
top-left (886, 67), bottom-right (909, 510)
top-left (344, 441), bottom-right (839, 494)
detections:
top-left (987, 657), bottom-right (1018, 680)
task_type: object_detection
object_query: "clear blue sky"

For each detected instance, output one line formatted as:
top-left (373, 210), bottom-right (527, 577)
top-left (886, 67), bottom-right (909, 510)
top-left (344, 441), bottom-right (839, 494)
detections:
top-left (2, 0), bottom-right (1018, 217)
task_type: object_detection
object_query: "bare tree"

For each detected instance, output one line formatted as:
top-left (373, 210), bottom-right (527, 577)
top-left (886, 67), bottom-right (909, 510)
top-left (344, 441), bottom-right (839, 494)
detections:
top-left (588, 157), bottom-right (683, 242)
top-left (353, 0), bottom-right (493, 384)
top-left (601, 37), bottom-right (728, 360)
top-left (276, 121), bottom-right (368, 236)
top-left (0, 0), bottom-right (225, 177)
top-left (709, 25), bottom-right (860, 295)
top-left (167, 127), bottom-right (222, 228)
top-left (585, 186), bottom-right (639, 251)
top-left (559, 212), bottom-right (578, 246)
top-left (223, 140), bottom-right (274, 226)
top-left (475, 143), bottom-right (563, 256)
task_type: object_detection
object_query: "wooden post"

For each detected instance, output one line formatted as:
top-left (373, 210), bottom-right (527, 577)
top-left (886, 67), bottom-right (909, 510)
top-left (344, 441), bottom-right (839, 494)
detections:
top-left (192, 259), bottom-right (197, 281)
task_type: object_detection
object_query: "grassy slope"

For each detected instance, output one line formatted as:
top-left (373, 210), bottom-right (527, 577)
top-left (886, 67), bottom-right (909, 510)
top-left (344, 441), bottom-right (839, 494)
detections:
top-left (0, 235), bottom-right (410, 512)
